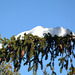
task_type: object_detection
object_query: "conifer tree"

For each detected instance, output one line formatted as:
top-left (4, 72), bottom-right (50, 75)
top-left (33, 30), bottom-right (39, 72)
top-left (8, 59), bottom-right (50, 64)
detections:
top-left (0, 33), bottom-right (75, 75)
top-left (0, 61), bottom-right (21, 75)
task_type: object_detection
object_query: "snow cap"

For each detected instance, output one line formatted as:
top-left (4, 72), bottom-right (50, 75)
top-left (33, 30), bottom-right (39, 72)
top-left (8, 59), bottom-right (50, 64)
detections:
top-left (16, 26), bottom-right (75, 39)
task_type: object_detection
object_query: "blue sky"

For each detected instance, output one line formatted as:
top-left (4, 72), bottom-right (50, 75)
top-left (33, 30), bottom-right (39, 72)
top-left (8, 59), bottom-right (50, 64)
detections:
top-left (0, 0), bottom-right (75, 75)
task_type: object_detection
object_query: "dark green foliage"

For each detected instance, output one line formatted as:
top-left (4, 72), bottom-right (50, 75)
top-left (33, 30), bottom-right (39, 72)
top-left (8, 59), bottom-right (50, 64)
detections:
top-left (0, 61), bottom-right (21, 75)
top-left (67, 65), bottom-right (75, 75)
top-left (0, 33), bottom-right (75, 75)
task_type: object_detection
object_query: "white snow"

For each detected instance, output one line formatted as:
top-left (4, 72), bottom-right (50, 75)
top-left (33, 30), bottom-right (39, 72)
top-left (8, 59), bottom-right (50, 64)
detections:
top-left (0, 26), bottom-right (75, 49)
top-left (16, 26), bottom-right (75, 39)
top-left (0, 43), bottom-right (2, 49)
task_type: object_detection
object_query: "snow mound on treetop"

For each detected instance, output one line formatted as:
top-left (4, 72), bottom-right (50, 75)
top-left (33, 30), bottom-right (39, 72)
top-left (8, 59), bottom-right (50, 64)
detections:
top-left (16, 26), bottom-right (75, 39)
top-left (0, 26), bottom-right (75, 49)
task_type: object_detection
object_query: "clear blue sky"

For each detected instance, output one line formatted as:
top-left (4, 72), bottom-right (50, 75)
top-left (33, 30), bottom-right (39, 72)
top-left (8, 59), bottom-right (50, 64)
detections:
top-left (0, 0), bottom-right (75, 75)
